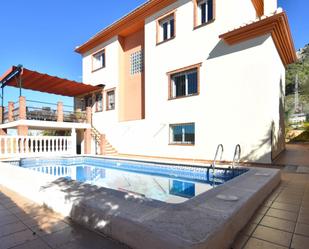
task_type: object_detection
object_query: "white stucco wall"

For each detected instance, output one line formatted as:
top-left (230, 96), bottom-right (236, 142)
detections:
top-left (80, 0), bottom-right (285, 163)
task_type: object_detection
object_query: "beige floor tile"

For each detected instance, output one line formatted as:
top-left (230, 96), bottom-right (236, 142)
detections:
top-left (298, 213), bottom-right (309, 225)
top-left (291, 234), bottom-right (309, 249)
top-left (257, 206), bottom-right (270, 215)
top-left (250, 213), bottom-right (264, 225)
top-left (242, 223), bottom-right (258, 236)
top-left (8, 238), bottom-right (51, 249)
top-left (266, 208), bottom-right (298, 222)
top-left (0, 221), bottom-right (28, 238)
top-left (295, 223), bottom-right (309, 237)
top-left (252, 225), bottom-right (292, 247)
top-left (260, 216), bottom-right (296, 233)
top-left (0, 229), bottom-right (38, 249)
top-left (271, 202), bottom-right (300, 213)
top-left (243, 238), bottom-right (288, 249)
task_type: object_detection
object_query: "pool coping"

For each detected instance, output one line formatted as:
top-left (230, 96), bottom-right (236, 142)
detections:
top-left (0, 158), bottom-right (280, 249)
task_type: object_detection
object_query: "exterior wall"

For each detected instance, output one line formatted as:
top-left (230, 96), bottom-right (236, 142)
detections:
top-left (119, 28), bottom-right (145, 121)
top-left (81, 0), bottom-right (285, 163)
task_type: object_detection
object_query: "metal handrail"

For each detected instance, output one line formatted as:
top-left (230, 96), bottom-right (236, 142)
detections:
top-left (212, 144), bottom-right (224, 172)
top-left (232, 144), bottom-right (241, 169)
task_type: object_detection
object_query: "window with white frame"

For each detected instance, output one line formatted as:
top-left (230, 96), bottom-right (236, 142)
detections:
top-left (130, 50), bottom-right (143, 75)
top-left (197, 0), bottom-right (214, 26)
top-left (170, 68), bottom-right (198, 99)
top-left (106, 90), bottom-right (115, 110)
top-left (170, 123), bottom-right (195, 145)
top-left (92, 50), bottom-right (105, 71)
top-left (159, 14), bottom-right (175, 42)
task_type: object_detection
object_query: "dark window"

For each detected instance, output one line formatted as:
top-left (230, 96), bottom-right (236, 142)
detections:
top-left (159, 14), bottom-right (175, 42)
top-left (106, 90), bottom-right (115, 111)
top-left (198, 0), bottom-right (214, 25)
top-left (170, 123), bottom-right (195, 145)
top-left (171, 69), bottom-right (198, 98)
top-left (96, 94), bottom-right (103, 112)
top-left (93, 50), bottom-right (105, 71)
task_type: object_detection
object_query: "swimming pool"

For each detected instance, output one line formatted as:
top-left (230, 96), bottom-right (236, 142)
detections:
top-left (20, 157), bottom-right (247, 203)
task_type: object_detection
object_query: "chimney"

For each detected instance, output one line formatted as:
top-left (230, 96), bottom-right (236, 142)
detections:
top-left (264, 0), bottom-right (278, 15)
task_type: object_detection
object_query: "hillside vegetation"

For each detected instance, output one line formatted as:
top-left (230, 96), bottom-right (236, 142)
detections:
top-left (285, 44), bottom-right (309, 113)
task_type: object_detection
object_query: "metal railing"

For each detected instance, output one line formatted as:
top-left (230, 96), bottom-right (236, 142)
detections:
top-left (232, 144), bottom-right (241, 169)
top-left (26, 106), bottom-right (58, 121)
top-left (63, 110), bottom-right (86, 123)
top-left (212, 144), bottom-right (224, 172)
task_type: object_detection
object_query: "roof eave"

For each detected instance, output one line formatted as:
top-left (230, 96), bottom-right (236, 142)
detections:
top-left (219, 11), bottom-right (297, 66)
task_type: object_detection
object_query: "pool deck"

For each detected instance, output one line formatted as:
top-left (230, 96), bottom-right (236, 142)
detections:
top-left (0, 146), bottom-right (309, 249)
top-left (0, 186), bottom-right (129, 249)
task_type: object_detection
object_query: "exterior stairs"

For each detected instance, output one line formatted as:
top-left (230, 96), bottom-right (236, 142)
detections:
top-left (91, 126), bottom-right (118, 156)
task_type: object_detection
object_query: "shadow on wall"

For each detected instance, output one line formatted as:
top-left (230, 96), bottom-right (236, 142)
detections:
top-left (271, 77), bottom-right (286, 161)
top-left (241, 125), bottom-right (272, 164)
top-left (207, 35), bottom-right (269, 60)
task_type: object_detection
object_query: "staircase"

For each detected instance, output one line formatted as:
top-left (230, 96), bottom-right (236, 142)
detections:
top-left (91, 126), bottom-right (118, 156)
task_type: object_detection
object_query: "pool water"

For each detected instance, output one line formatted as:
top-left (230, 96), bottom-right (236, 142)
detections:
top-left (20, 157), bottom-right (247, 204)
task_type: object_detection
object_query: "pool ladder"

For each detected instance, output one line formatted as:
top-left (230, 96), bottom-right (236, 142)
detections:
top-left (232, 144), bottom-right (241, 169)
top-left (212, 144), bottom-right (224, 172)
top-left (211, 144), bottom-right (242, 171)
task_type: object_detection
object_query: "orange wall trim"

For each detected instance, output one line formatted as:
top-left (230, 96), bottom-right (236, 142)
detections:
top-left (219, 12), bottom-right (297, 66)
top-left (75, 0), bottom-right (177, 54)
top-left (118, 28), bottom-right (145, 122)
top-left (251, 0), bottom-right (264, 17)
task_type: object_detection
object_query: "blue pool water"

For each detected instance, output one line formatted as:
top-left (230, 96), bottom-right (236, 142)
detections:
top-left (19, 157), bottom-right (248, 203)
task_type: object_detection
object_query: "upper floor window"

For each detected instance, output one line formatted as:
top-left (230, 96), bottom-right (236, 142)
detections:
top-left (106, 89), bottom-right (115, 111)
top-left (170, 123), bottom-right (195, 145)
top-left (157, 13), bottom-right (175, 44)
top-left (130, 50), bottom-right (143, 75)
top-left (168, 64), bottom-right (201, 100)
top-left (96, 93), bottom-right (103, 112)
top-left (195, 0), bottom-right (214, 27)
top-left (92, 49), bottom-right (105, 71)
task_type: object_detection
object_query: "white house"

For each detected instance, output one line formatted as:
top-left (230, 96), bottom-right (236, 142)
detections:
top-left (73, 0), bottom-right (296, 164)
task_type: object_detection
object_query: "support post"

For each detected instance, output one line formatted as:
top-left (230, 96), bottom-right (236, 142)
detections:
top-left (86, 106), bottom-right (92, 124)
top-left (57, 102), bottom-right (64, 122)
top-left (84, 128), bottom-right (92, 154)
top-left (8, 102), bottom-right (14, 122)
top-left (19, 96), bottom-right (26, 120)
top-left (0, 106), bottom-right (3, 124)
top-left (71, 128), bottom-right (77, 155)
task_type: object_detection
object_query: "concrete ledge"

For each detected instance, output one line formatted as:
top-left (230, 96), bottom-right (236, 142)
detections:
top-left (0, 162), bottom-right (280, 249)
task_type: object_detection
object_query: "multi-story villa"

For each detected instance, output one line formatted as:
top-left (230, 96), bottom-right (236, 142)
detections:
top-left (0, 0), bottom-right (296, 164)
top-left (73, 0), bottom-right (296, 164)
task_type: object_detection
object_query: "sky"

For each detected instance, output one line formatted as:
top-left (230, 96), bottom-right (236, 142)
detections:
top-left (0, 0), bottom-right (308, 107)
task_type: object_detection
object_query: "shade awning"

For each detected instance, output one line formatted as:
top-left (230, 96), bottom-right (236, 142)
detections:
top-left (0, 66), bottom-right (102, 97)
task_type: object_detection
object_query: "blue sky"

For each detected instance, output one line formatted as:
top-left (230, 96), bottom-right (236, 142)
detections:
top-left (0, 0), bottom-right (308, 107)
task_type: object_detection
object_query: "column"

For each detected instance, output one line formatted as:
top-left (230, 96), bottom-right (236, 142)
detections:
top-left (57, 102), bottom-right (64, 122)
top-left (71, 128), bottom-right (77, 155)
top-left (17, 96), bottom-right (28, 136)
top-left (84, 128), bottom-right (91, 154)
top-left (8, 102), bottom-right (14, 122)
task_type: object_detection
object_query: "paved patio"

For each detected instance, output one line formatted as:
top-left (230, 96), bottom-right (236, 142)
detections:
top-left (232, 172), bottom-right (309, 249)
top-left (0, 186), bottom-right (129, 249)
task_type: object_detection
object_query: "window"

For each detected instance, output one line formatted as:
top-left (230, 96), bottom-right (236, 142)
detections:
top-left (96, 93), bottom-right (103, 112)
top-left (170, 123), bottom-right (195, 145)
top-left (169, 67), bottom-right (199, 99)
top-left (157, 13), bottom-right (175, 43)
top-left (106, 90), bottom-right (115, 111)
top-left (196, 0), bottom-right (214, 27)
top-left (84, 95), bottom-right (92, 109)
top-left (92, 50), bottom-right (105, 71)
top-left (130, 50), bottom-right (143, 75)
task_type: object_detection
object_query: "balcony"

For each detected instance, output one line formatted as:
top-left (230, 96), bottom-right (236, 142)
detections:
top-left (1, 98), bottom-right (87, 125)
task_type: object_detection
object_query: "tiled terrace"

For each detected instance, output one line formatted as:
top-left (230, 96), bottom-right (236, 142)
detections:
top-left (0, 186), bottom-right (128, 249)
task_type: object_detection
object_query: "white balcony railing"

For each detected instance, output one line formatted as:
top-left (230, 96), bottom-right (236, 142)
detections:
top-left (0, 136), bottom-right (73, 158)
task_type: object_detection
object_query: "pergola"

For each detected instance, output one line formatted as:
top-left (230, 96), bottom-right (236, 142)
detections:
top-left (0, 65), bottom-right (103, 107)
